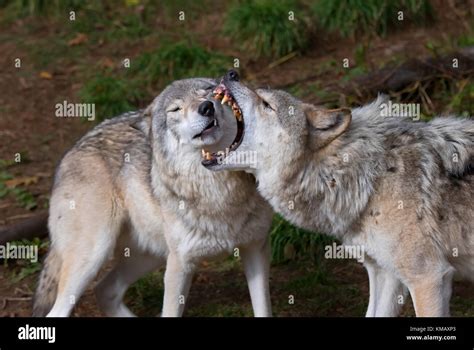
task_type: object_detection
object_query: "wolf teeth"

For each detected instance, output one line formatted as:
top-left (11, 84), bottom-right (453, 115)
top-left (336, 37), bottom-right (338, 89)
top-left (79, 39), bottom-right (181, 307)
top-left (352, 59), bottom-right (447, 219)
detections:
top-left (213, 86), bottom-right (243, 123)
top-left (201, 149), bottom-right (212, 160)
top-left (221, 95), bottom-right (230, 104)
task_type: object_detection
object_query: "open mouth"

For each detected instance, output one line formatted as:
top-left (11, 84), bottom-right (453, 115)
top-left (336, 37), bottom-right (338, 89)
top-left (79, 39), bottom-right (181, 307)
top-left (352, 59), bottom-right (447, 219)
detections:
top-left (201, 83), bottom-right (244, 166)
top-left (194, 119), bottom-right (218, 139)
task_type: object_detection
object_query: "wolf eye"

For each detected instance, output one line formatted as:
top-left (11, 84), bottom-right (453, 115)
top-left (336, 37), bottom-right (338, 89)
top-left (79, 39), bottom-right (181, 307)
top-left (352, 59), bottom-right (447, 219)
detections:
top-left (168, 106), bottom-right (181, 112)
top-left (262, 99), bottom-right (273, 111)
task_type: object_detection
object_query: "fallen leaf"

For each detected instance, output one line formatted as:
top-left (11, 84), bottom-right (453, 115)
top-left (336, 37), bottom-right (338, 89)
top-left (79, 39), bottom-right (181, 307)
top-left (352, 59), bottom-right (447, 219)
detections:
top-left (5, 176), bottom-right (39, 188)
top-left (100, 57), bottom-right (115, 69)
top-left (68, 33), bottom-right (88, 46)
top-left (18, 77), bottom-right (31, 89)
top-left (195, 273), bottom-right (210, 284)
top-left (39, 71), bottom-right (53, 79)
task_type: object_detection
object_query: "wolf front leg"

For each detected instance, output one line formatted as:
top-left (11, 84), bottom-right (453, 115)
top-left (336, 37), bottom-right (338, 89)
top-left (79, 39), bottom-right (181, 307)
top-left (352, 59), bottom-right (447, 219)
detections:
top-left (161, 252), bottom-right (195, 317)
top-left (406, 265), bottom-right (455, 317)
top-left (240, 238), bottom-right (272, 317)
top-left (365, 258), bottom-right (407, 317)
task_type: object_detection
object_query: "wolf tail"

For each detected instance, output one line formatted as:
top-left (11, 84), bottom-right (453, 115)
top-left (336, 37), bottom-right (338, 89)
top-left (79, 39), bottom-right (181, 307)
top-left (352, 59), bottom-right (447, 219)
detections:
top-left (32, 247), bottom-right (62, 316)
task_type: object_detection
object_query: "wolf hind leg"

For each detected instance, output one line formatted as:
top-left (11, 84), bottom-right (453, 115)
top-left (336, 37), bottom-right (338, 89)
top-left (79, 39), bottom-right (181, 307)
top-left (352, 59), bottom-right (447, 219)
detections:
top-left (96, 246), bottom-right (164, 317)
top-left (46, 216), bottom-right (122, 317)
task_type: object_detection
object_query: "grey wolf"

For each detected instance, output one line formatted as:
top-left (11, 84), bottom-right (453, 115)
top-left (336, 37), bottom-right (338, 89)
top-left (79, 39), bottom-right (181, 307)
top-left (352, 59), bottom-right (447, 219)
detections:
top-left (205, 70), bottom-right (473, 317)
top-left (33, 78), bottom-right (273, 317)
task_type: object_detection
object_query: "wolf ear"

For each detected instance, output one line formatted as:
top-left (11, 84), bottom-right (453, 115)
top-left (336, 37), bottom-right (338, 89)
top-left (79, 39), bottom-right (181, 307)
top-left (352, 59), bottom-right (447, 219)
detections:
top-left (304, 104), bottom-right (352, 149)
top-left (130, 106), bottom-right (153, 135)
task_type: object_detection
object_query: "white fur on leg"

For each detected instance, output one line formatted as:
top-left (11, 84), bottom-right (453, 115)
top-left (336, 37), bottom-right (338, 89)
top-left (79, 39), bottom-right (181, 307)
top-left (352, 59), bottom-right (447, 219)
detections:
top-left (365, 260), bottom-right (407, 317)
top-left (240, 238), bottom-right (272, 317)
top-left (364, 261), bottom-right (379, 317)
top-left (161, 253), bottom-right (194, 317)
top-left (96, 250), bottom-right (163, 317)
top-left (374, 271), bottom-right (407, 317)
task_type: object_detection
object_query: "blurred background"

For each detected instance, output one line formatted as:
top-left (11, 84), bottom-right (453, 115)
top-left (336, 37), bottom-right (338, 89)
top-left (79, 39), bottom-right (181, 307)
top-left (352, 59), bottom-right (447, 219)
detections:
top-left (0, 0), bottom-right (472, 316)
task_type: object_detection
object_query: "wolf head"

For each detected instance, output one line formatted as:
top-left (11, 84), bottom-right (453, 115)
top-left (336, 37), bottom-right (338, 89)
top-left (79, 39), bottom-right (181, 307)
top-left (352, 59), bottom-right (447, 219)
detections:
top-left (203, 70), bottom-right (352, 174)
top-left (147, 77), bottom-right (242, 163)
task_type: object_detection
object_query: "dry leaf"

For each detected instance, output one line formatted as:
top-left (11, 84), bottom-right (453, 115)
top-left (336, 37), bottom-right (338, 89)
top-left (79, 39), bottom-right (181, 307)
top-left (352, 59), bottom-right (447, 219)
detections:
top-left (100, 57), bottom-right (115, 69)
top-left (18, 77), bottom-right (31, 89)
top-left (39, 71), bottom-right (53, 79)
top-left (195, 273), bottom-right (210, 284)
top-left (68, 33), bottom-right (88, 46)
top-left (5, 176), bottom-right (39, 188)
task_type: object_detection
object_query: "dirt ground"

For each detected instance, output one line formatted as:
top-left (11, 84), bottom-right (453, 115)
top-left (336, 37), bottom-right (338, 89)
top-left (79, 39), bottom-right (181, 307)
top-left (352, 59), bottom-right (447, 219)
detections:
top-left (0, 2), bottom-right (472, 317)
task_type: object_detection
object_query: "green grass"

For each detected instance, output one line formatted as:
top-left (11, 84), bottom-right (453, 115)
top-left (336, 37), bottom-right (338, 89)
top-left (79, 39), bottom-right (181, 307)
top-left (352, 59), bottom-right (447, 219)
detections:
top-left (270, 215), bottom-right (334, 264)
top-left (79, 74), bottom-right (141, 120)
top-left (187, 304), bottom-right (252, 317)
top-left (0, 159), bottom-right (37, 210)
top-left (4, 238), bottom-right (48, 283)
top-left (80, 41), bottom-right (230, 121)
top-left (314, 0), bottom-right (433, 37)
top-left (125, 271), bottom-right (164, 316)
top-left (440, 80), bottom-right (473, 117)
top-left (131, 41), bottom-right (229, 89)
top-left (224, 0), bottom-right (309, 59)
top-left (276, 262), bottom-right (367, 316)
top-left (0, 0), bottom-right (85, 15)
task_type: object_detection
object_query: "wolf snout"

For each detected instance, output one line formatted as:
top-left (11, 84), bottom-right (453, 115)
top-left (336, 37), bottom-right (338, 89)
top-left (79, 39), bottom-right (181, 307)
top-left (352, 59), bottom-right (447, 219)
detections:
top-left (198, 100), bottom-right (215, 118)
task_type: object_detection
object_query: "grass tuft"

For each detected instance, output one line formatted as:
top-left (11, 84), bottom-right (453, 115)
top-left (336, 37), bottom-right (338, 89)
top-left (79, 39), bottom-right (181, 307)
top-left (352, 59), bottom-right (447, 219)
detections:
top-left (314, 0), bottom-right (433, 37)
top-left (270, 215), bottom-right (334, 264)
top-left (79, 74), bottom-right (141, 120)
top-left (80, 41), bottom-right (229, 121)
top-left (224, 0), bottom-right (309, 58)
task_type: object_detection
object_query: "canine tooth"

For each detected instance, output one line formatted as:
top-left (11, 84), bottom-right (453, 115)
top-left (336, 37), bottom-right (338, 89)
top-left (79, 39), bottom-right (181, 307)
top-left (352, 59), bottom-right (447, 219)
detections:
top-left (221, 94), bottom-right (230, 104)
top-left (213, 119), bottom-right (217, 126)
top-left (236, 113), bottom-right (242, 122)
top-left (205, 152), bottom-right (212, 160)
top-left (202, 149), bottom-right (206, 157)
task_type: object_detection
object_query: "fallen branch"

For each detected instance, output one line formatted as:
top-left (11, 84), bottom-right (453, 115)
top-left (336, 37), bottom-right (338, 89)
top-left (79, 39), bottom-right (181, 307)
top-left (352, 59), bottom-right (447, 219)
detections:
top-left (339, 46), bottom-right (474, 99)
top-left (0, 212), bottom-right (48, 245)
top-left (273, 47), bottom-right (474, 104)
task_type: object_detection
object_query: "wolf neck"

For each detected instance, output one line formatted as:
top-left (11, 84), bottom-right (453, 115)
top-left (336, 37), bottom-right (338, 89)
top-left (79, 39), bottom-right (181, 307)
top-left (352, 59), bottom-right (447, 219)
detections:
top-left (150, 136), bottom-right (250, 203)
top-left (258, 123), bottom-right (383, 238)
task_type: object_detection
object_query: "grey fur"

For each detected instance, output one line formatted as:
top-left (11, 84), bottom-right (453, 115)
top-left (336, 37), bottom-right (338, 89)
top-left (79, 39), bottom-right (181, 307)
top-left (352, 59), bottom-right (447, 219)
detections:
top-left (208, 82), bottom-right (473, 316)
top-left (34, 78), bottom-right (273, 317)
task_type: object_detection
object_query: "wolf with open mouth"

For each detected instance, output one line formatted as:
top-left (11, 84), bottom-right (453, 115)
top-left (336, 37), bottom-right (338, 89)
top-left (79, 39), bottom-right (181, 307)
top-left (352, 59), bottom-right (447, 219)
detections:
top-left (34, 77), bottom-right (273, 317)
top-left (205, 70), bottom-right (474, 317)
